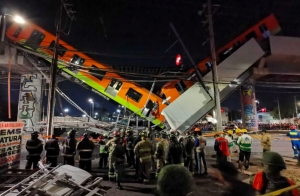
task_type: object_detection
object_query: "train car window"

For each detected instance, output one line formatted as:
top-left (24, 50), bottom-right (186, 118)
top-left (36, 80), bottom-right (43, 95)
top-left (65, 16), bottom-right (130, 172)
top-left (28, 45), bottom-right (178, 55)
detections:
top-left (179, 80), bottom-right (187, 91)
top-left (24, 29), bottom-right (45, 50)
top-left (259, 23), bottom-right (271, 38)
top-left (13, 26), bottom-right (23, 38)
top-left (142, 100), bottom-right (155, 117)
top-left (48, 40), bottom-right (67, 57)
top-left (126, 88), bottom-right (143, 103)
top-left (70, 54), bottom-right (85, 66)
top-left (245, 31), bottom-right (257, 41)
top-left (175, 83), bottom-right (183, 94)
top-left (105, 78), bottom-right (122, 97)
top-left (89, 65), bottom-right (106, 81)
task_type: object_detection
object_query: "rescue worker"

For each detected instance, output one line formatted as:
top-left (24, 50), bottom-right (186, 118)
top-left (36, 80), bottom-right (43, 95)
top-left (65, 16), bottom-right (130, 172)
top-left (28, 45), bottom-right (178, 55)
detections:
top-left (44, 135), bottom-right (60, 167)
top-left (25, 131), bottom-right (43, 169)
top-left (196, 131), bottom-right (207, 175)
top-left (134, 131), bottom-right (154, 184)
top-left (110, 132), bottom-right (125, 190)
top-left (155, 131), bottom-right (169, 178)
top-left (224, 130), bottom-right (234, 162)
top-left (99, 133), bottom-right (109, 168)
top-left (214, 134), bottom-right (229, 164)
top-left (166, 134), bottom-right (186, 166)
top-left (125, 129), bottom-right (135, 168)
top-left (183, 131), bottom-right (195, 174)
top-left (260, 129), bottom-right (271, 152)
top-left (76, 133), bottom-right (95, 172)
top-left (287, 125), bottom-right (300, 159)
top-left (134, 131), bottom-right (142, 178)
top-left (232, 128), bottom-right (241, 154)
top-left (251, 151), bottom-right (299, 196)
top-left (237, 129), bottom-right (253, 170)
top-left (62, 129), bottom-right (77, 166)
top-left (106, 131), bottom-right (121, 181)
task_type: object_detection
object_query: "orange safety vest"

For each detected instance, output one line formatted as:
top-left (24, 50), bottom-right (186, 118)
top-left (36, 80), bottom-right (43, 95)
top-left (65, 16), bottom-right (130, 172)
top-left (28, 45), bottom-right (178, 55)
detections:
top-left (252, 171), bottom-right (299, 196)
top-left (216, 137), bottom-right (230, 156)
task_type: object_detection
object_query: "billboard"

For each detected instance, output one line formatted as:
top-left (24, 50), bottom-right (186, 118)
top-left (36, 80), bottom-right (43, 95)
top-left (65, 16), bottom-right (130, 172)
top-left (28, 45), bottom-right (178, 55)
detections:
top-left (0, 122), bottom-right (23, 173)
top-left (241, 85), bottom-right (258, 131)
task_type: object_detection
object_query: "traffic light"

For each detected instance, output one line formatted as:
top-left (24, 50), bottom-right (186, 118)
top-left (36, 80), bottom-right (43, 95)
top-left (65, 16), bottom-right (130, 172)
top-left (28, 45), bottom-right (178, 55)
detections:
top-left (175, 54), bottom-right (182, 66)
top-left (261, 108), bottom-right (266, 112)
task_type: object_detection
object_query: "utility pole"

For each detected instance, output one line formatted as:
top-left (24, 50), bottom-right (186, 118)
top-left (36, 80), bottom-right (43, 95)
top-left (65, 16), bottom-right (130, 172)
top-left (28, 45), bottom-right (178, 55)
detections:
top-left (207, 0), bottom-right (222, 130)
top-left (277, 98), bottom-right (282, 130)
top-left (46, 5), bottom-right (62, 137)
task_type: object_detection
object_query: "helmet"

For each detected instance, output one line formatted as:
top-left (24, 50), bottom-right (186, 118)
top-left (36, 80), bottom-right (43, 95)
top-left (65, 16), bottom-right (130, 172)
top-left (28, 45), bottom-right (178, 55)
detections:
top-left (126, 129), bottom-right (133, 134)
top-left (242, 129), bottom-right (248, 133)
top-left (227, 130), bottom-right (233, 135)
top-left (68, 129), bottom-right (77, 137)
top-left (160, 131), bottom-right (168, 139)
top-left (290, 125), bottom-right (296, 130)
top-left (169, 134), bottom-right (177, 141)
top-left (262, 151), bottom-right (286, 169)
top-left (31, 131), bottom-right (39, 136)
top-left (141, 131), bottom-right (148, 138)
top-left (103, 133), bottom-right (108, 138)
top-left (112, 131), bottom-right (120, 138)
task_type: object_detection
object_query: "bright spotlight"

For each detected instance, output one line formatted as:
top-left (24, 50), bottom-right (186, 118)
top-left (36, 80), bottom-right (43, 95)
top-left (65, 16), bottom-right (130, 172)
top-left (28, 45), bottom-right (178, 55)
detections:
top-left (13, 15), bottom-right (25, 24)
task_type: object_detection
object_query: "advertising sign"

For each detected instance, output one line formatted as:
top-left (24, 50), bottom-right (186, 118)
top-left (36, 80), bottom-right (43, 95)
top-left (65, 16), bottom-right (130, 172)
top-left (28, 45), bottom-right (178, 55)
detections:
top-left (0, 122), bottom-right (23, 173)
top-left (241, 85), bottom-right (258, 131)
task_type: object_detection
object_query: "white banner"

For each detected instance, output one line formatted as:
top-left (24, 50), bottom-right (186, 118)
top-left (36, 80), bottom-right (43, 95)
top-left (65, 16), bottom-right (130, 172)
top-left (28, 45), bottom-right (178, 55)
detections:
top-left (0, 122), bottom-right (23, 173)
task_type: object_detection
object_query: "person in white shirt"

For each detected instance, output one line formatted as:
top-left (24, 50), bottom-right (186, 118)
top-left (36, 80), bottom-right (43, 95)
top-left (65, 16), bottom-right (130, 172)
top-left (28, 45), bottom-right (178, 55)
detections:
top-left (224, 130), bottom-right (234, 162)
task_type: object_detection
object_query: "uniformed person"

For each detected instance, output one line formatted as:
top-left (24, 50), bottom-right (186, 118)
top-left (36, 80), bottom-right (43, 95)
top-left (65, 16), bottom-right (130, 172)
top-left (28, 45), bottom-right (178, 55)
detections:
top-left (25, 131), bottom-right (43, 169)
top-left (44, 135), bottom-right (60, 167)
top-left (77, 133), bottom-right (95, 172)
top-left (125, 129), bottom-right (135, 168)
top-left (106, 131), bottom-right (121, 181)
top-left (110, 134), bottom-right (125, 190)
top-left (99, 133), bottom-right (109, 168)
top-left (166, 134), bottom-right (186, 166)
top-left (62, 130), bottom-right (77, 166)
top-left (134, 131), bottom-right (154, 184)
top-left (155, 131), bottom-right (169, 178)
top-left (183, 132), bottom-right (195, 174)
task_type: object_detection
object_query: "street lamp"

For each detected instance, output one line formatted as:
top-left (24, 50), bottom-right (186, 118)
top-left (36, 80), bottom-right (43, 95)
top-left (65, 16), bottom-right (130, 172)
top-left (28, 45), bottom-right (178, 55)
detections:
top-left (88, 98), bottom-right (94, 117)
top-left (95, 112), bottom-right (98, 115)
top-left (64, 108), bottom-right (69, 113)
top-left (82, 114), bottom-right (86, 117)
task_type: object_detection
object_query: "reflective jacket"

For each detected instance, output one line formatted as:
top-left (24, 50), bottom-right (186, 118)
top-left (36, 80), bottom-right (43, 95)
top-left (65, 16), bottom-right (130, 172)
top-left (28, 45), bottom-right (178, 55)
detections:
top-left (214, 137), bottom-right (229, 156)
top-left (252, 171), bottom-right (299, 196)
top-left (134, 139), bottom-right (154, 163)
top-left (26, 139), bottom-right (43, 157)
top-left (155, 138), bottom-right (169, 160)
top-left (287, 130), bottom-right (300, 140)
top-left (225, 135), bottom-right (234, 148)
top-left (260, 133), bottom-right (271, 151)
top-left (45, 139), bottom-right (60, 158)
top-left (237, 134), bottom-right (253, 152)
top-left (62, 136), bottom-right (77, 157)
top-left (76, 138), bottom-right (95, 161)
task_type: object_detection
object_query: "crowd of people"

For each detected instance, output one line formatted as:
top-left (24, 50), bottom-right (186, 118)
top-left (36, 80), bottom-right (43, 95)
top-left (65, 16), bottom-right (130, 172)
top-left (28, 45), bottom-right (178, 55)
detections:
top-left (24, 125), bottom-right (300, 196)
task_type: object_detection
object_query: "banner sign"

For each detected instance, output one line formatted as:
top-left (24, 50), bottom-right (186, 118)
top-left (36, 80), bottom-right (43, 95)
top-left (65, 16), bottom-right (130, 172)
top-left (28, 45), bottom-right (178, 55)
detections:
top-left (0, 122), bottom-right (23, 173)
top-left (241, 85), bottom-right (258, 131)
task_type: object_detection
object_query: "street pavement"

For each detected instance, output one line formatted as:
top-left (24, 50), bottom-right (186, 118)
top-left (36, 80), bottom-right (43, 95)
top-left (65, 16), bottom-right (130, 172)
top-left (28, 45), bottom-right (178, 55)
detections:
top-left (17, 133), bottom-right (294, 196)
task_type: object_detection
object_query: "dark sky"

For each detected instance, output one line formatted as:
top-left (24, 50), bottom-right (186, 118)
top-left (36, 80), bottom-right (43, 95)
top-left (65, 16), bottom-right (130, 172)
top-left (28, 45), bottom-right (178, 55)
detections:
top-left (1, 0), bottom-right (300, 116)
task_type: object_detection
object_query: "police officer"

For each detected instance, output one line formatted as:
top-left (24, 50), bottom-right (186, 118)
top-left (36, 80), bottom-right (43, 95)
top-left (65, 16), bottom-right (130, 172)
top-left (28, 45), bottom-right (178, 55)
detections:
top-left (155, 131), bottom-right (169, 178)
top-left (287, 125), bottom-right (300, 159)
top-left (77, 133), bottom-right (95, 172)
top-left (183, 131), bottom-right (195, 174)
top-left (62, 130), bottom-right (77, 166)
top-left (134, 131), bottom-right (154, 184)
top-left (166, 134), bottom-right (186, 166)
top-left (25, 131), bottom-right (43, 169)
top-left (125, 129), bottom-right (135, 169)
top-left (99, 133), bottom-right (109, 168)
top-left (110, 133), bottom-right (125, 190)
top-left (251, 151), bottom-right (299, 195)
top-left (44, 135), bottom-right (60, 167)
top-left (106, 131), bottom-right (121, 181)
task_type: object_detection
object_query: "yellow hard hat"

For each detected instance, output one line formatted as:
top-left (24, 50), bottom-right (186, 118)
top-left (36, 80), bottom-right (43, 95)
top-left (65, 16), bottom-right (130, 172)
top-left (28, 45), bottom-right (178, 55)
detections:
top-left (242, 129), bottom-right (248, 133)
top-left (227, 130), bottom-right (233, 135)
top-left (235, 128), bottom-right (241, 133)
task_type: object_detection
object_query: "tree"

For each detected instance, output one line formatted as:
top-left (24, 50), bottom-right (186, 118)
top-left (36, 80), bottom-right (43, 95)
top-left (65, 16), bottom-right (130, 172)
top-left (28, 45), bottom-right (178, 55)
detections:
top-left (270, 105), bottom-right (294, 119)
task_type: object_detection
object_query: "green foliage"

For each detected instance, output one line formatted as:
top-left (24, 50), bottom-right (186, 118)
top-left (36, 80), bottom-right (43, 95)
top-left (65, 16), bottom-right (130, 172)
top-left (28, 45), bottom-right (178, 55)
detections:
top-left (270, 103), bottom-right (294, 119)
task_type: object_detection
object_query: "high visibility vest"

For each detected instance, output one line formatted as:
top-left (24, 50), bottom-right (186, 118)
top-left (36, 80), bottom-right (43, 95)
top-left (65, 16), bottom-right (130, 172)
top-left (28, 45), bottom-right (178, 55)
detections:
top-left (99, 145), bottom-right (108, 154)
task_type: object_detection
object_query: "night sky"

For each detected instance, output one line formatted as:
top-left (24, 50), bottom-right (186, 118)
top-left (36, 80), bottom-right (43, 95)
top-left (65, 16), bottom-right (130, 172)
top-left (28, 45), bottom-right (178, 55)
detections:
top-left (1, 0), bottom-right (300, 117)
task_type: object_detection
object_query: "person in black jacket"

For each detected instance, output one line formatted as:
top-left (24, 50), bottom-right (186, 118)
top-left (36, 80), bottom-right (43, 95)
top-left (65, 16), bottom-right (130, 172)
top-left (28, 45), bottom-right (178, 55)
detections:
top-left (166, 134), bottom-right (186, 165)
top-left (134, 131), bottom-right (142, 178)
top-left (125, 129), bottom-right (135, 169)
top-left (62, 130), bottom-right (77, 166)
top-left (25, 131), bottom-right (43, 169)
top-left (183, 133), bottom-right (195, 174)
top-left (45, 135), bottom-right (60, 167)
top-left (77, 133), bottom-right (95, 172)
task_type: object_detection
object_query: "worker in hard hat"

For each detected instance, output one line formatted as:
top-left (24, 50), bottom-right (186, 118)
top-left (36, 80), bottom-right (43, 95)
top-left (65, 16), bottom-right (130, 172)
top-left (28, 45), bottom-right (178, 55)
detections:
top-left (99, 133), bottom-right (109, 169)
top-left (134, 131), bottom-right (154, 184)
top-left (76, 133), bottom-right (95, 172)
top-left (214, 133), bottom-right (229, 163)
top-left (287, 125), bottom-right (300, 159)
top-left (25, 131), bottom-right (43, 169)
top-left (106, 131), bottom-right (122, 182)
top-left (155, 131), bottom-right (169, 178)
top-left (260, 129), bottom-right (271, 153)
top-left (62, 129), bottom-right (77, 166)
top-left (125, 129), bottom-right (135, 169)
top-left (232, 128), bottom-right (241, 154)
top-left (251, 151), bottom-right (299, 195)
top-left (237, 129), bottom-right (253, 170)
top-left (224, 130), bottom-right (234, 162)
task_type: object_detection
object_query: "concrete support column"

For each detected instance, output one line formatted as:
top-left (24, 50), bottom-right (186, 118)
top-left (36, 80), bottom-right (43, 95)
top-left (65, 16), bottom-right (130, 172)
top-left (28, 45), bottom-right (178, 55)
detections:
top-left (18, 74), bottom-right (43, 132)
top-left (240, 82), bottom-right (258, 131)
